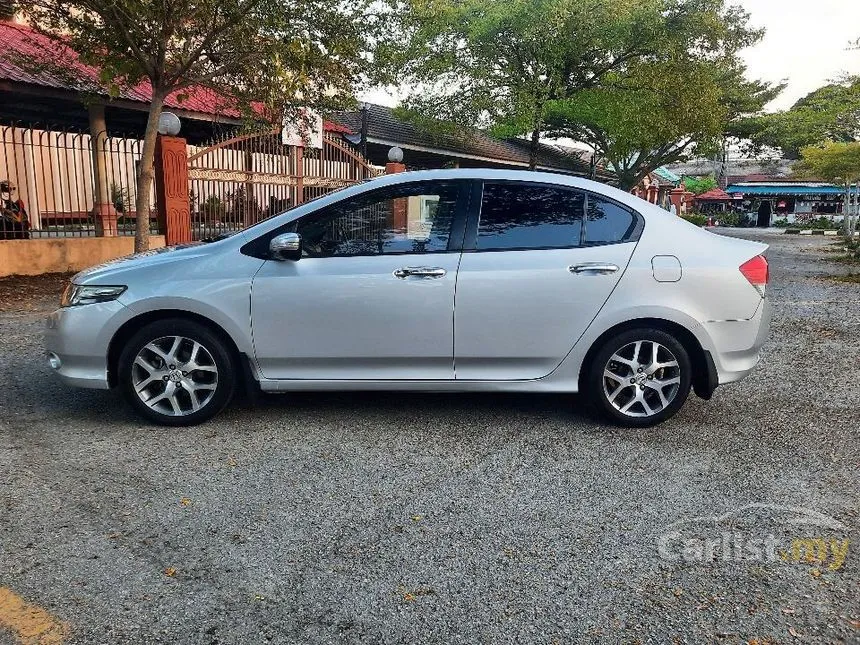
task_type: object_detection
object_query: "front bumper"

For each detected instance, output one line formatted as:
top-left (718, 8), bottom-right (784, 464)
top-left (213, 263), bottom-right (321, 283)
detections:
top-left (44, 300), bottom-right (128, 389)
top-left (701, 296), bottom-right (772, 385)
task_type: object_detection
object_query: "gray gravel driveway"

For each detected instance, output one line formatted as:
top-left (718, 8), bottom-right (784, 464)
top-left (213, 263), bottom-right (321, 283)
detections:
top-left (0, 230), bottom-right (857, 644)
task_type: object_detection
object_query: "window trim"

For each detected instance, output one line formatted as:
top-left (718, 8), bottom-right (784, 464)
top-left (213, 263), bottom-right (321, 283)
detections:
top-left (240, 179), bottom-right (472, 260)
top-left (463, 179), bottom-right (643, 253)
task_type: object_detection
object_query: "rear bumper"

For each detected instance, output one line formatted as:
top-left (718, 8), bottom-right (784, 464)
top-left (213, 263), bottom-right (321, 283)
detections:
top-left (44, 301), bottom-right (127, 389)
top-left (701, 296), bottom-right (772, 385)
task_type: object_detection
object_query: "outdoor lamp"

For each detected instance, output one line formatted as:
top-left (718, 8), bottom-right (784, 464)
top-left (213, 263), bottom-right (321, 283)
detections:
top-left (388, 146), bottom-right (404, 163)
top-left (158, 112), bottom-right (181, 136)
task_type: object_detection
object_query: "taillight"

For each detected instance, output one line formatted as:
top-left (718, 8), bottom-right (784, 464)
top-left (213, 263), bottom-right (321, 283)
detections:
top-left (739, 255), bottom-right (769, 296)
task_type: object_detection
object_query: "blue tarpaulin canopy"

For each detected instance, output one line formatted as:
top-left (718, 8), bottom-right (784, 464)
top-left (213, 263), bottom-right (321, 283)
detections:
top-left (725, 184), bottom-right (858, 196)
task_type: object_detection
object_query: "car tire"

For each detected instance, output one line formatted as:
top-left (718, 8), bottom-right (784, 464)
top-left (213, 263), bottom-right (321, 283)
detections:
top-left (118, 318), bottom-right (236, 426)
top-left (587, 327), bottom-right (692, 427)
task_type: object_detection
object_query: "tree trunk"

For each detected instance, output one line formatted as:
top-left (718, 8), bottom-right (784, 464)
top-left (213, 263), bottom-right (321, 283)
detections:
top-left (528, 126), bottom-right (540, 171)
top-left (616, 170), bottom-right (639, 192)
top-left (134, 91), bottom-right (167, 253)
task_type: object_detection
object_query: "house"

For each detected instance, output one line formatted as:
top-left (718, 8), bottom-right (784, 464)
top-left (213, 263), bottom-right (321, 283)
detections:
top-left (725, 181), bottom-right (858, 226)
top-left (0, 18), bottom-right (354, 235)
top-left (330, 103), bottom-right (615, 181)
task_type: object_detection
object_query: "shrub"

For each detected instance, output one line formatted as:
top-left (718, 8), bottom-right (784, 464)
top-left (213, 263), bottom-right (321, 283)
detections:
top-left (717, 211), bottom-right (739, 227)
top-left (773, 218), bottom-right (790, 228)
top-left (681, 213), bottom-right (707, 227)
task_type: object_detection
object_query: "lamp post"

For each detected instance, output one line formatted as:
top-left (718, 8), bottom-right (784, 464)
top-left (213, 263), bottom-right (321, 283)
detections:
top-left (157, 112), bottom-right (181, 136)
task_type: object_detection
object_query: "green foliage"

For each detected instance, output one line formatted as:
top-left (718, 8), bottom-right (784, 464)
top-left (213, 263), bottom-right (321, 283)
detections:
top-left (680, 213), bottom-right (708, 227)
top-left (772, 218), bottom-right (790, 228)
top-left (733, 77), bottom-right (860, 157)
top-left (538, 3), bottom-right (770, 188)
top-left (683, 175), bottom-right (718, 195)
top-left (717, 211), bottom-right (739, 226)
top-left (794, 141), bottom-right (860, 184)
top-left (802, 216), bottom-right (840, 230)
top-left (385, 0), bottom-right (765, 171)
top-left (15, 0), bottom-right (382, 250)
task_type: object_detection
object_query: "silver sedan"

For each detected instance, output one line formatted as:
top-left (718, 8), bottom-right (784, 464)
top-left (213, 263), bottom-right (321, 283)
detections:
top-left (45, 169), bottom-right (770, 427)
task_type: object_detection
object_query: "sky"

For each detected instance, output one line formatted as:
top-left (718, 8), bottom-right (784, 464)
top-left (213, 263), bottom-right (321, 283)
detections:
top-left (359, 0), bottom-right (860, 113)
top-left (739, 0), bottom-right (860, 110)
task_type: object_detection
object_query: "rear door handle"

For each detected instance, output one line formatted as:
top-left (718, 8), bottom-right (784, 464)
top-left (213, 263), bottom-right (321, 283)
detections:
top-left (393, 266), bottom-right (447, 279)
top-left (569, 263), bottom-right (619, 275)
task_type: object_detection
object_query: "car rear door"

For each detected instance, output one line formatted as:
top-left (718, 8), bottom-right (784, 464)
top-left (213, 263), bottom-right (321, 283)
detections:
top-left (250, 179), bottom-right (469, 380)
top-left (454, 180), bottom-right (641, 380)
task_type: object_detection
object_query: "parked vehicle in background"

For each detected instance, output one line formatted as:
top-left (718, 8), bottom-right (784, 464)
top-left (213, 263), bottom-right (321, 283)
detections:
top-left (45, 169), bottom-right (771, 427)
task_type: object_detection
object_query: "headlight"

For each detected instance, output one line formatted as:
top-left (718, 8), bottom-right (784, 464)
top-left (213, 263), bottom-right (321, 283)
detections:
top-left (60, 284), bottom-right (127, 307)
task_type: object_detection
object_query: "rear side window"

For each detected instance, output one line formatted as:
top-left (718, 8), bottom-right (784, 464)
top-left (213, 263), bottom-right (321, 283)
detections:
top-left (477, 183), bottom-right (584, 250)
top-left (585, 195), bottom-right (637, 244)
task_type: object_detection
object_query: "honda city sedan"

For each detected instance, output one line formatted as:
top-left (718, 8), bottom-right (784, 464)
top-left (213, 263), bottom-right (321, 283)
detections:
top-left (45, 169), bottom-right (770, 427)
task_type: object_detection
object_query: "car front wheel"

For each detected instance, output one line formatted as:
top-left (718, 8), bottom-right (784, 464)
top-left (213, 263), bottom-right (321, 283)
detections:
top-left (118, 319), bottom-right (236, 426)
top-left (588, 328), bottom-right (692, 427)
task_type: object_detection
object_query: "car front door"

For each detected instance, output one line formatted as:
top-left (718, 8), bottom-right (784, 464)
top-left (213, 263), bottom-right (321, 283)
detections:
top-left (454, 181), bottom-right (641, 381)
top-left (250, 179), bottom-right (468, 380)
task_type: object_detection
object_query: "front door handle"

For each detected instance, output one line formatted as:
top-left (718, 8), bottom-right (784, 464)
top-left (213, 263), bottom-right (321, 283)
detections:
top-left (393, 266), bottom-right (447, 279)
top-left (569, 263), bottom-right (619, 275)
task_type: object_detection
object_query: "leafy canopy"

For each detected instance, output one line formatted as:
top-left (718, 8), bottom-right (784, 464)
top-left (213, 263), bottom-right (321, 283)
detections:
top-left (731, 77), bottom-right (860, 158)
top-left (794, 141), bottom-right (860, 185)
top-left (683, 175), bottom-right (718, 194)
top-left (541, 2), bottom-right (772, 188)
top-left (17, 0), bottom-right (382, 250)
top-left (386, 0), bottom-right (769, 180)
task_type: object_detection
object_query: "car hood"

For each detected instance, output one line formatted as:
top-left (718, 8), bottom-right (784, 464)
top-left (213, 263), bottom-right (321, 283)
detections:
top-left (73, 242), bottom-right (211, 285)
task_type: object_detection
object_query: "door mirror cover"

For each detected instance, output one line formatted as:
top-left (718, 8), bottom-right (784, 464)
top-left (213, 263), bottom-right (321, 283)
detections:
top-left (269, 232), bottom-right (302, 261)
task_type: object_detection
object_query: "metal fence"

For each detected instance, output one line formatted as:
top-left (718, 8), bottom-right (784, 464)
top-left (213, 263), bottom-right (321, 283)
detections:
top-left (0, 124), bottom-right (159, 239)
top-left (187, 129), bottom-right (379, 241)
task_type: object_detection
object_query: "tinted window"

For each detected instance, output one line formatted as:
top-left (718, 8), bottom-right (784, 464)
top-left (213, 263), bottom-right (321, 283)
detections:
top-left (477, 183), bottom-right (584, 250)
top-left (296, 182), bottom-right (459, 257)
top-left (585, 195), bottom-right (637, 244)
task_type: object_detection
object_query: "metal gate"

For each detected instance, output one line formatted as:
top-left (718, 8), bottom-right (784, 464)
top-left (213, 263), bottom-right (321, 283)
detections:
top-left (187, 128), bottom-right (379, 240)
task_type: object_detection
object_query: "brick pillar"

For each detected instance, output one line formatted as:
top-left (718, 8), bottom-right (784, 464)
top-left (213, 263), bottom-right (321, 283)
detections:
top-left (385, 163), bottom-right (407, 228)
top-left (646, 184), bottom-right (659, 204)
top-left (669, 186), bottom-right (685, 215)
top-left (154, 135), bottom-right (191, 245)
top-left (683, 191), bottom-right (696, 214)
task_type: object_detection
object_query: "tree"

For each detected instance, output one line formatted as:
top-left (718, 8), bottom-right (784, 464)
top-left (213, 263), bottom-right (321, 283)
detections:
top-left (733, 77), bottom-right (860, 158)
top-left (683, 175), bottom-right (718, 195)
top-left (17, 0), bottom-right (380, 251)
top-left (794, 142), bottom-right (860, 235)
top-left (384, 0), bottom-right (700, 170)
top-left (539, 1), bottom-right (773, 189)
top-left (386, 0), bottom-right (767, 179)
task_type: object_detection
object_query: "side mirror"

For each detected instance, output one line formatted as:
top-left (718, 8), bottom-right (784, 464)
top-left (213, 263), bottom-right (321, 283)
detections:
top-left (269, 232), bottom-right (302, 261)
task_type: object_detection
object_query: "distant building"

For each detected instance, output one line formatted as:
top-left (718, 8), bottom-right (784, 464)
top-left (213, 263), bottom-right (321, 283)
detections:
top-left (331, 103), bottom-right (615, 181)
top-left (725, 181), bottom-right (857, 226)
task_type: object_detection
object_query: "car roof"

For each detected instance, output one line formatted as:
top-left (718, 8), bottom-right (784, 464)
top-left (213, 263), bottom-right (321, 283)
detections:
top-left (366, 168), bottom-right (652, 213)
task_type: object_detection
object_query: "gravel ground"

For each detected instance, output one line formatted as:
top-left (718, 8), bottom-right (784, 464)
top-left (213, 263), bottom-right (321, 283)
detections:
top-left (0, 230), bottom-right (857, 644)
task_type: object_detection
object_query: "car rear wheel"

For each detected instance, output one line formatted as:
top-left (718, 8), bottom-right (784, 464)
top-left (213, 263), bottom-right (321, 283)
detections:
top-left (587, 328), bottom-right (692, 427)
top-left (118, 319), bottom-right (236, 426)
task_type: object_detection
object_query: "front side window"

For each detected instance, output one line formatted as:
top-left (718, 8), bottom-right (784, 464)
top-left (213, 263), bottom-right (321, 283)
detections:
top-left (296, 181), bottom-right (461, 257)
top-left (476, 183), bottom-right (584, 251)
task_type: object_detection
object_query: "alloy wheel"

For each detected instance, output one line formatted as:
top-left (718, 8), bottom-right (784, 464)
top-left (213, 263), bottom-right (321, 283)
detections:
top-left (602, 340), bottom-right (681, 418)
top-left (131, 335), bottom-right (219, 417)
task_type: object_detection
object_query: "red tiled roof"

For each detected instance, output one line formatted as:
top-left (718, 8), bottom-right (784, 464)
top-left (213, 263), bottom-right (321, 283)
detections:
top-left (695, 187), bottom-right (733, 201)
top-left (0, 20), bottom-right (351, 132)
